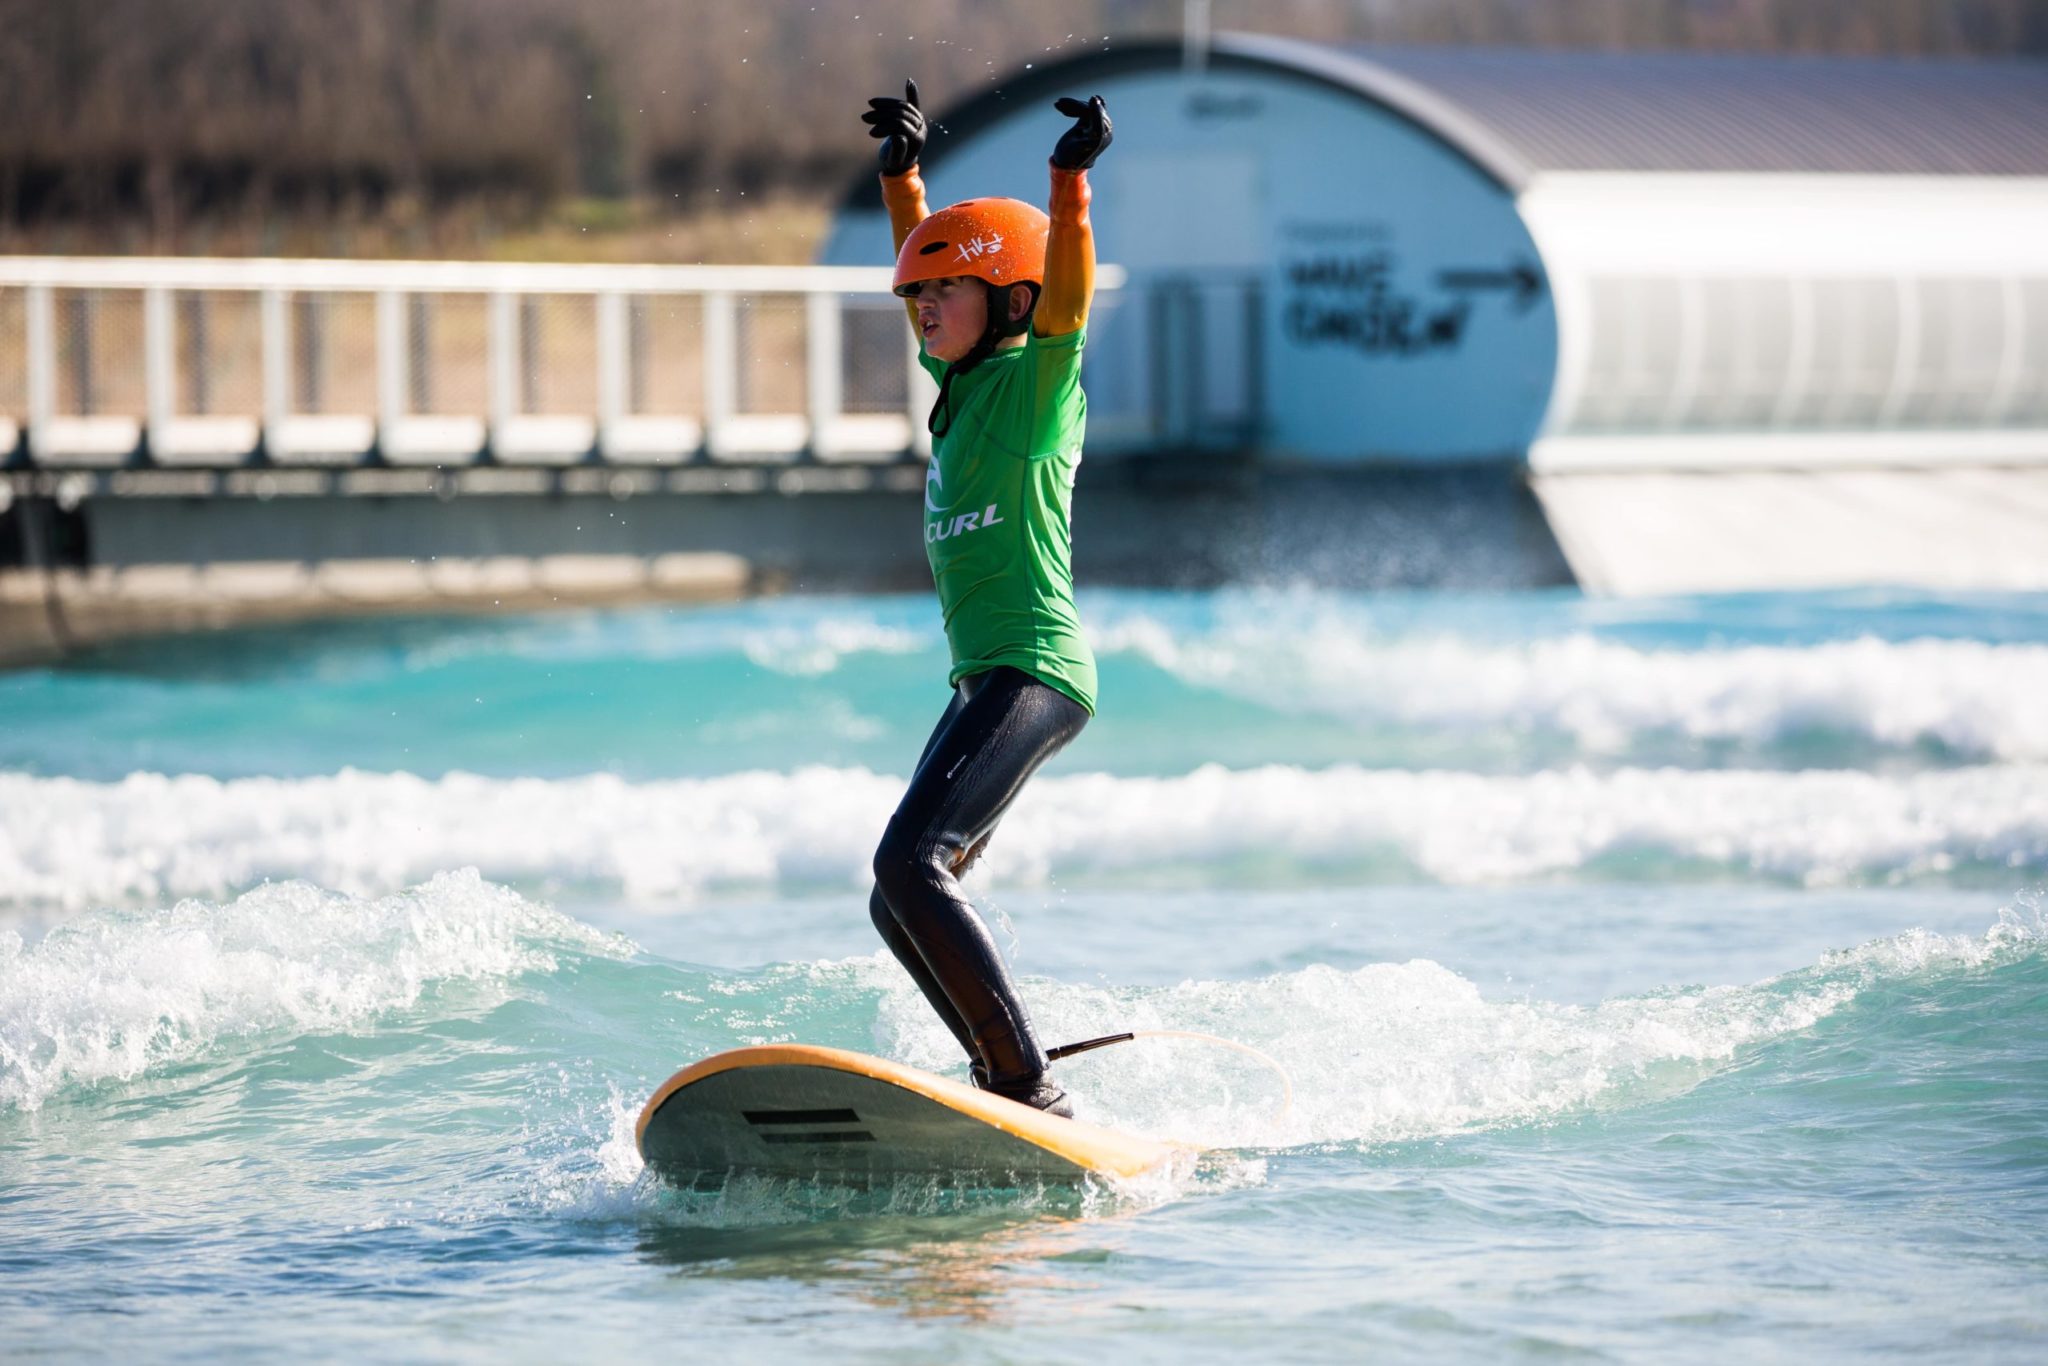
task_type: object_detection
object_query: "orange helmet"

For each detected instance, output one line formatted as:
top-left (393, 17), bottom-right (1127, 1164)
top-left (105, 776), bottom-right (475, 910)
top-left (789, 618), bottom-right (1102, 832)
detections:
top-left (893, 197), bottom-right (1050, 297)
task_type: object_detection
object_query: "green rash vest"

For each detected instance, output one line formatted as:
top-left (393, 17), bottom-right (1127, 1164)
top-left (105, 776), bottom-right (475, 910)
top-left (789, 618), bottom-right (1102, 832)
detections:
top-left (917, 325), bottom-right (1097, 714)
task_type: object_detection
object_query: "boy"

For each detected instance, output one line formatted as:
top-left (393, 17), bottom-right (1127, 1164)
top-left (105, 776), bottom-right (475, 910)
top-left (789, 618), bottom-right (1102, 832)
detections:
top-left (860, 81), bottom-right (1113, 1117)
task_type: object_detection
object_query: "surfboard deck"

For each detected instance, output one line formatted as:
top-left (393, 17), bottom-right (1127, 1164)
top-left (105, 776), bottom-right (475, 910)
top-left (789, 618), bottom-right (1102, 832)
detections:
top-left (636, 1044), bottom-right (1180, 1187)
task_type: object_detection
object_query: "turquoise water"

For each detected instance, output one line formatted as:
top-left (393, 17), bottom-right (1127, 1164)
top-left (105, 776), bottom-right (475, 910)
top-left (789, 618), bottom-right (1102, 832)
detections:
top-left (3, 588), bottom-right (2046, 1361)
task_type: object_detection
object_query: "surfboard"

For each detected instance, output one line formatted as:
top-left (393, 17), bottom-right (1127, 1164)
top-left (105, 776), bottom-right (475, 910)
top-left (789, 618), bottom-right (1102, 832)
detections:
top-left (636, 1044), bottom-right (1180, 1187)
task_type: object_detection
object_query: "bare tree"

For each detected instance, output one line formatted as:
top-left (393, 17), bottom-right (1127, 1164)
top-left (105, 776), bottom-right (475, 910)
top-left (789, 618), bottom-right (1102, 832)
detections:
top-left (0, 0), bottom-right (2035, 242)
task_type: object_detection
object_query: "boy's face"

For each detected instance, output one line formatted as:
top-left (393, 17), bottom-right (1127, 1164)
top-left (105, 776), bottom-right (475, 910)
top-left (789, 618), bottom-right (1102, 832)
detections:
top-left (915, 275), bottom-right (989, 363)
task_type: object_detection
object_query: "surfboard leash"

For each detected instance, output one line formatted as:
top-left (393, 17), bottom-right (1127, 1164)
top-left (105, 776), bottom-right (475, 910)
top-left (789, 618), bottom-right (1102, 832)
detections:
top-left (1045, 1032), bottom-right (1137, 1061)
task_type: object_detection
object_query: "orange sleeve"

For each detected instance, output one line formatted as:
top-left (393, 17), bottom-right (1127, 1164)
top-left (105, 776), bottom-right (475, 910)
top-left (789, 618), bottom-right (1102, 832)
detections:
top-left (880, 168), bottom-right (930, 330)
top-left (1035, 164), bottom-right (1094, 339)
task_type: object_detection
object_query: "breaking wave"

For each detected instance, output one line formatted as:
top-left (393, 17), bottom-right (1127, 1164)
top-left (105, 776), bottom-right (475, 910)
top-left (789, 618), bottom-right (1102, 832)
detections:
top-left (3, 762), bottom-right (2042, 909)
top-left (908, 909), bottom-right (2047, 1150)
top-left (1090, 613), bottom-right (2048, 765)
top-left (0, 869), bottom-right (627, 1111)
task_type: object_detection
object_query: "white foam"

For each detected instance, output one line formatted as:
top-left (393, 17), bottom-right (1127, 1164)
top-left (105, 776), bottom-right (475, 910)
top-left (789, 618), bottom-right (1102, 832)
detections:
top-left (874, 915), bottom-right (2042, 1151)
top-left (999, 762), bottom-right (2048, 887)
top-left (0, 869), bottom-right (626, 1111)
top-left (1094, 609), bottom-right (2048, 761)
top-left (2, 763), bottom-right (2042, 910)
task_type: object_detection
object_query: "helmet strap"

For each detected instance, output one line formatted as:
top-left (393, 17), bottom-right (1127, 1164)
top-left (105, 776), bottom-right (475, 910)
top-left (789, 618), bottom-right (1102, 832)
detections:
top-left (929, 281), bottom-right (1041, 438)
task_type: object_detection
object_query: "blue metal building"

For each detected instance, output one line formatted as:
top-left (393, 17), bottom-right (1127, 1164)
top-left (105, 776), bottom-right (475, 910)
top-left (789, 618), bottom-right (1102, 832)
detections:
top-left (822, 36), bottom-right (2048, 592)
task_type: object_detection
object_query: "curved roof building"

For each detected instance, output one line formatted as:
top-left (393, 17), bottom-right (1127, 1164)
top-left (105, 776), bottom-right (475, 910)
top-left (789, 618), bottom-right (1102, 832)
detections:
top-left (820, 35), bottom-right (2048, 592)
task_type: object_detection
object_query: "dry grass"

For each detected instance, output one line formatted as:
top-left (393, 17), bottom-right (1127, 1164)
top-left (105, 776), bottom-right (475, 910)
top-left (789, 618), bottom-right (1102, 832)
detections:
top-left (0, 195), bottom-right (834, 267)
top-left (480, 196), bottom-right (832, 266)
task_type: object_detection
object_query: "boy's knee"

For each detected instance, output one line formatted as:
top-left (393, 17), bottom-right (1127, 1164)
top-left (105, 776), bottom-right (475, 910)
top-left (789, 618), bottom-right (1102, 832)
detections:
top-left (870, 822), bottom-right (916, 904)
top-left (870, 827), bottom-right (906, 899)
top-left (868, 884), bottom-right (898, 937)
top-left (872, 821), bottom-right (959, 906)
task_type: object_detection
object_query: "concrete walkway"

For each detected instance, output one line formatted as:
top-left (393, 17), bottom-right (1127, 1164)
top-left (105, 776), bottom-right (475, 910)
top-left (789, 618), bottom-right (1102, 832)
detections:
top-left (0, 553), bottom-right (750, 665)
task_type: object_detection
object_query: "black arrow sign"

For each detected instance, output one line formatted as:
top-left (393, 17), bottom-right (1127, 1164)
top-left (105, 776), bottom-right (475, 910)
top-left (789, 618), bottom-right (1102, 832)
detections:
top-left (1436, 260), bottom-right (1544, 313)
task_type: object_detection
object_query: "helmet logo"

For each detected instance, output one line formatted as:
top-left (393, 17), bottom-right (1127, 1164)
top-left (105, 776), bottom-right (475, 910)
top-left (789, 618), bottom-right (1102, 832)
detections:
top-left (955, 232), bottom-right (1004, 265)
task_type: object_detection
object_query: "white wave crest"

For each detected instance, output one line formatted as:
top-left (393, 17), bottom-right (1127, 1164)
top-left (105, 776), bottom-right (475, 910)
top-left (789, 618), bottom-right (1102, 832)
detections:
top-left (1, 764), bottom-right (2042, 910)
top-left (1095, 614), bottom-right (2048, 761)
top-left (399, 597), bottom-right (2048, 760)
top-left (0, 869), bottom-right (626, 1111)
top-left (873, 917), bottom-right (2040, 1149)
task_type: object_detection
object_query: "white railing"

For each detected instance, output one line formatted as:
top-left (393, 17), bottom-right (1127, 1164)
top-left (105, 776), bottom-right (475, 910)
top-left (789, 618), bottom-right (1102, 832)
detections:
top-left (0, 257), bottom-right (958, 470)
top-left (0, 257), bottom-right (1251, 475)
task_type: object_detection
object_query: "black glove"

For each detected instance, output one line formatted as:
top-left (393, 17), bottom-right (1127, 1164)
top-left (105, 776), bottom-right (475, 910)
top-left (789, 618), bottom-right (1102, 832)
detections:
top-left (863, 79), bottom-right (926, 177)
top-left (1051, 94), bottom-right (1112, 171)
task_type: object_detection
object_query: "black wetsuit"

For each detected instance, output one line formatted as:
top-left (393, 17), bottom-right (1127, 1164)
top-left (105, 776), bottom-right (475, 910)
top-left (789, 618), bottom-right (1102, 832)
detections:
top-left (869, 666), bottom-right (1088, 1096)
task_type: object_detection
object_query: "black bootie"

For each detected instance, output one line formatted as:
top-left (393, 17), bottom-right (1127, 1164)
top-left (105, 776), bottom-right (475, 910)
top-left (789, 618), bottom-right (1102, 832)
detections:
top-left (970, 1058), bottom-right (1072, 1118)
top-left (989, 1072), bottom-right (1074, 1118)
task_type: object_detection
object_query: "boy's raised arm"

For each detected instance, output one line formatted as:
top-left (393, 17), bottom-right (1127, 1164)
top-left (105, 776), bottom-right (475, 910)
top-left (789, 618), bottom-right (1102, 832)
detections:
top-left (1037, 95), bottom-right (1112, 339)
top-left (880, 168), bottom-right (930, 331)
top-left (881, 167), bottom-right (931, 259)
top-left (865, 80), bottom-right (930, 330)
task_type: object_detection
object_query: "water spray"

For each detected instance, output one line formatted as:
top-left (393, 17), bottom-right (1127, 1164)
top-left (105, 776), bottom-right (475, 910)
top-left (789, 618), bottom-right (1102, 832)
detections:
top-left (1049, 1030), bottom-right (1295, 1124)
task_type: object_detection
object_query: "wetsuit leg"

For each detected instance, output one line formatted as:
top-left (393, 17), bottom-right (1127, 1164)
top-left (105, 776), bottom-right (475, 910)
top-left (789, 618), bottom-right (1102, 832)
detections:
top-left (868, 687), bottom-right (978, 1062)
top-left (871, 666), bottom-right (1089, 1091)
